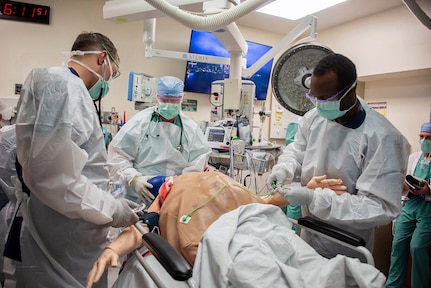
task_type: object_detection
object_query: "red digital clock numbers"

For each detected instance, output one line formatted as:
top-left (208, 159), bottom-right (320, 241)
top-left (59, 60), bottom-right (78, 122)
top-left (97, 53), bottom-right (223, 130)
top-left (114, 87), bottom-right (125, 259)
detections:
top-left (0, 1), bottom-right (50, 25)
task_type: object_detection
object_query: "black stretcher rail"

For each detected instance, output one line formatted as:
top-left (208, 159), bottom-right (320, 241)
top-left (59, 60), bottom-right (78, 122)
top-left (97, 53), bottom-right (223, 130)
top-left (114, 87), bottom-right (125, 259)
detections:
top-left (298, 216), bottom-right (366, 247)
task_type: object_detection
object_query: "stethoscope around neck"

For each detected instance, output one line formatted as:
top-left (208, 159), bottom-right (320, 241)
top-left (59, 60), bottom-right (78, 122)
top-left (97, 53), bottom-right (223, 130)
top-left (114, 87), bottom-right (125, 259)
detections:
top-left (145, 110), bottom-right (184, 152)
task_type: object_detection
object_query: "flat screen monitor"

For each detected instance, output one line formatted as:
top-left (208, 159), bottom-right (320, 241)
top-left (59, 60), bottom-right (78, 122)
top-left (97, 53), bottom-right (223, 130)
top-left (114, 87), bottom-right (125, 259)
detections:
top-left (207, 127), bottom-right (225, 143)
top-left (205, 126), bottom-right (236, 150)
top-left (184, 30), bottom-right (273, 100)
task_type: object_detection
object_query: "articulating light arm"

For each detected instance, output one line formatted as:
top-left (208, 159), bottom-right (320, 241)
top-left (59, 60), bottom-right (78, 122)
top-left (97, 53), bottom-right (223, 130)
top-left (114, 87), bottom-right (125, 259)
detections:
top-left (143, 0), bottom-right (273, 31)
top-left (242, 15), bottom-right (317, 78)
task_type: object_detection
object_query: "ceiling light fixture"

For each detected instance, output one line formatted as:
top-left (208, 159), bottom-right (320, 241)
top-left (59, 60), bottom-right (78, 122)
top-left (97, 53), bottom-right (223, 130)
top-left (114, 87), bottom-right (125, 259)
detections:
top-left (257, 0), bottom-right (348, 20)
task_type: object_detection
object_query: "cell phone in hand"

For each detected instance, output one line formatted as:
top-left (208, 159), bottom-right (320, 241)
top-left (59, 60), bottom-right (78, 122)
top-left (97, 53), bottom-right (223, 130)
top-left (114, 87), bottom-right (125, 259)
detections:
top-left (405, 175), bottom-right (425, 198)
top-left (405, 175), bottom-right (424, 190)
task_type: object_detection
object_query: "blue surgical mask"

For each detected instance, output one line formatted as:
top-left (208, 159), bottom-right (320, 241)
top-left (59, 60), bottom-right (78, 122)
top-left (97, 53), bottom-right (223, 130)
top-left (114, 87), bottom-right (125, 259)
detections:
top-left (158, 103), bottom-right (181, 120)
top-left (419, 139), bottom-right (431, 153)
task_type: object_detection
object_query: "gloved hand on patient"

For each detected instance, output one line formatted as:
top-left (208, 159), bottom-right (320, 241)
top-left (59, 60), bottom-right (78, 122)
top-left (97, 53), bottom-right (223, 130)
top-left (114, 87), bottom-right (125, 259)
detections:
top-left (266, 164), bottom-right (294, 188)
top-left (130, 174), bottom-right (156, 203)
top-left (265, 175), bottom-right (347, 206)
top-left (110, 198), bottom-right (140, 228)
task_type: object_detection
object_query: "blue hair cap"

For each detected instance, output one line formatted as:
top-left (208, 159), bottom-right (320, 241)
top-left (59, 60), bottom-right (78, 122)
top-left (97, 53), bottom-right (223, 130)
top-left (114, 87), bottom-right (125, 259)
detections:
top-left (157, 76), bottom-right (184, 97)
top-left (421, 122), bottom-right (431, 133)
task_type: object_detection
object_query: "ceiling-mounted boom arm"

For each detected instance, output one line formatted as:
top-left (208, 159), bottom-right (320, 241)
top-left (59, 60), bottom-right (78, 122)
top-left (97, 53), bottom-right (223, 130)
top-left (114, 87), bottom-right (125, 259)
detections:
top-left (242, 15), bottom-right (317, 78)
top-left (143, 18), bottom-right (247, 67)
top-left (104, 0), bottom-right (319, 112)
top-left (143, 0), bottom-right (273, 31)
top-left (142, 14), bottom-right (318, 82)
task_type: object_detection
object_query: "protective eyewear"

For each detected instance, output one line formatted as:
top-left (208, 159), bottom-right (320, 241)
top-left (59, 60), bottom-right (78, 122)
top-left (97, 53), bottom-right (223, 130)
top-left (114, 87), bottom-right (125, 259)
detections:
top-left (419, 134), bottom-right (431, 141)
top-left (102, 44), bottom-right (121, 79)
top-left (156, 95), bottom-right (183, 103)
top-left (306, 81), bottom-right (357, 104)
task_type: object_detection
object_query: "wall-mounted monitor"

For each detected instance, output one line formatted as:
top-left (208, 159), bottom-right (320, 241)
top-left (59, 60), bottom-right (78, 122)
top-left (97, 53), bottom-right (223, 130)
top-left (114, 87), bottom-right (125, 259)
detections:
top-left (184, 30), bottom-right (273, 100)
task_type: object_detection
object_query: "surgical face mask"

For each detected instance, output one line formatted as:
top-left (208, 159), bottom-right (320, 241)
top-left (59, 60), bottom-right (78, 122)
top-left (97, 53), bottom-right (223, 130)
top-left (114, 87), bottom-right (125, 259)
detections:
top-left (158, 103), bottom-right (181, 120)
top-left (314, 81), bottom-right (357, 120)
top-left (88, 74), bottom-right (110, 100)
top-left (419, 139), bottom-right (431, 153)
top-left (68, 58), bottom-right (112, 100)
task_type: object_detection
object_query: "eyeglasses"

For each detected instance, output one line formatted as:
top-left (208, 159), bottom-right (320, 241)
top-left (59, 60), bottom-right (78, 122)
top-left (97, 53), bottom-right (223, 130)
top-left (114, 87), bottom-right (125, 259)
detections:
top-left (102, 44), bottom-right (121, 79)
top-left (306, 81), bottom-right (357, 104)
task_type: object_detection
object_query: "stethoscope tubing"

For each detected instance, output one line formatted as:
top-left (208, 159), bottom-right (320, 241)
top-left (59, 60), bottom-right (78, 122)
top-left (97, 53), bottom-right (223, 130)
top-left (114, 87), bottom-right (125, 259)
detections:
top-left (146, 109), bottom-right (184, 152)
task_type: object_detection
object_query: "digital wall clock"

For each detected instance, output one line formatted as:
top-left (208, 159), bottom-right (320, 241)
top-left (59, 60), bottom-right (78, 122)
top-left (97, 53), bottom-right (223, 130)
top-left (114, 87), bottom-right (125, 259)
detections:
top-left (0, 1), bottom-right (50, 25)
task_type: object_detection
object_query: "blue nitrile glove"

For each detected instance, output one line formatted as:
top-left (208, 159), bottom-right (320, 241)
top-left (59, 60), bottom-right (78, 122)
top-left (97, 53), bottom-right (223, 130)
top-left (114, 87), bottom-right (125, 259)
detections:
top-left (147, 176), bottom-right (166, 197)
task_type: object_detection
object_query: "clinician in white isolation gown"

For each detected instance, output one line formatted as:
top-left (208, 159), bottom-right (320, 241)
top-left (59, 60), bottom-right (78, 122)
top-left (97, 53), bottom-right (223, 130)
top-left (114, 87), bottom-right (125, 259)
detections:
top-left (0, 123), bottom-right (18, 286)
top-left (15, 32), bottom-right (139, 288)
top-left (108, 76), bottom-right (211, 204)
top-left (268, 53), bottom-right (411, 260)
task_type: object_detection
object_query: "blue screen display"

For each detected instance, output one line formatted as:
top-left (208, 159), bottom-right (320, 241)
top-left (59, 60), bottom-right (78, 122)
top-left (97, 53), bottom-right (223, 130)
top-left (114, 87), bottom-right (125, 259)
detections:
top-left (184, 30), bottom-right (273, 100)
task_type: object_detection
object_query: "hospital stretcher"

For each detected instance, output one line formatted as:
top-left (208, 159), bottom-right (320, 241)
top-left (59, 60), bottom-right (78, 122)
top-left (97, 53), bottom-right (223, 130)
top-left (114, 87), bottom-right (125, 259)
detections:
top-left (128, 213), bottom-right (376, 288)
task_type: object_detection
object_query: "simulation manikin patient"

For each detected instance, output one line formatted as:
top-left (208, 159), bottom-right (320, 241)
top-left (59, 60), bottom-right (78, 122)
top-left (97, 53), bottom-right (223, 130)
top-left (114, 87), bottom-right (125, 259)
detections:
top-left (86, 171), bottom-right (386, 288)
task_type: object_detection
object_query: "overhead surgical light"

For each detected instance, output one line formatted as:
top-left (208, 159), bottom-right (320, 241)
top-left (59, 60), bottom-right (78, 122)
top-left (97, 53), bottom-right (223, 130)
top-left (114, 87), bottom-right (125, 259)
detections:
top-left (257, 0), bottom-right (347, 20)
top-left (271, 43), bottom-right (333, 116)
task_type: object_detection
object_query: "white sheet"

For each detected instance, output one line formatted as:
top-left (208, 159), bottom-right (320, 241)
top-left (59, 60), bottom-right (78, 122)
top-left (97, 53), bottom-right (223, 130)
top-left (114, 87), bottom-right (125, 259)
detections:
top-left (114, 203), bottom-right (386, 287)
top-left (193, 203), bottom-right (386, 288)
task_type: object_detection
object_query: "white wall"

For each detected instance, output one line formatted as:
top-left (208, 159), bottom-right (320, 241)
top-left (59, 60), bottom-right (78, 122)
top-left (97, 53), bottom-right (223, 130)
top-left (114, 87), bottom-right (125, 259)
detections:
top-left (317, 6), bottom-right (431, 76)
top-left (364, 73), bottom-right (431, 151)
top-left (1, 0), bottom-right (430, 148)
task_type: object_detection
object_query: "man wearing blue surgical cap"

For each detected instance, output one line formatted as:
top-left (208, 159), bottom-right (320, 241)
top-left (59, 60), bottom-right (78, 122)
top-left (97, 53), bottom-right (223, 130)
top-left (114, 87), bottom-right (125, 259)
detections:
top-left (267, 53), bottom-right (411, 260)
top-left (387, 121), bottom-right (431, 288)
top-left (108, 76), bottom-right (211, 204)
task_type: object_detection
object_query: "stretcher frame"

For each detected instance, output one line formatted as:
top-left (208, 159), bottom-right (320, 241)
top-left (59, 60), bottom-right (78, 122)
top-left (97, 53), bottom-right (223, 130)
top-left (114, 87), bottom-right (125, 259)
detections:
top-left (131, 215), bottom-right (375, 288)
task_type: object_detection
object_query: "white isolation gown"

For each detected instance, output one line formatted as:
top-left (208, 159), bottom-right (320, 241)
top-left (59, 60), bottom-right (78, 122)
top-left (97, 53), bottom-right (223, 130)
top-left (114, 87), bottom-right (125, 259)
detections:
top-left (274, 97), bottom-right (411, 259)
top-left (108, 107), bottom-right (211, 202)
top-left (15, 66), bottom-right (119, 287)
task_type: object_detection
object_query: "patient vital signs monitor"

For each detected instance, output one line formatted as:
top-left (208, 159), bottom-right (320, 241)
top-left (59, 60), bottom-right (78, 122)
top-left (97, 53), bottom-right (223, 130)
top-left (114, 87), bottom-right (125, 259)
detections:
top-left (205, 126), bottom-right (236, 150)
